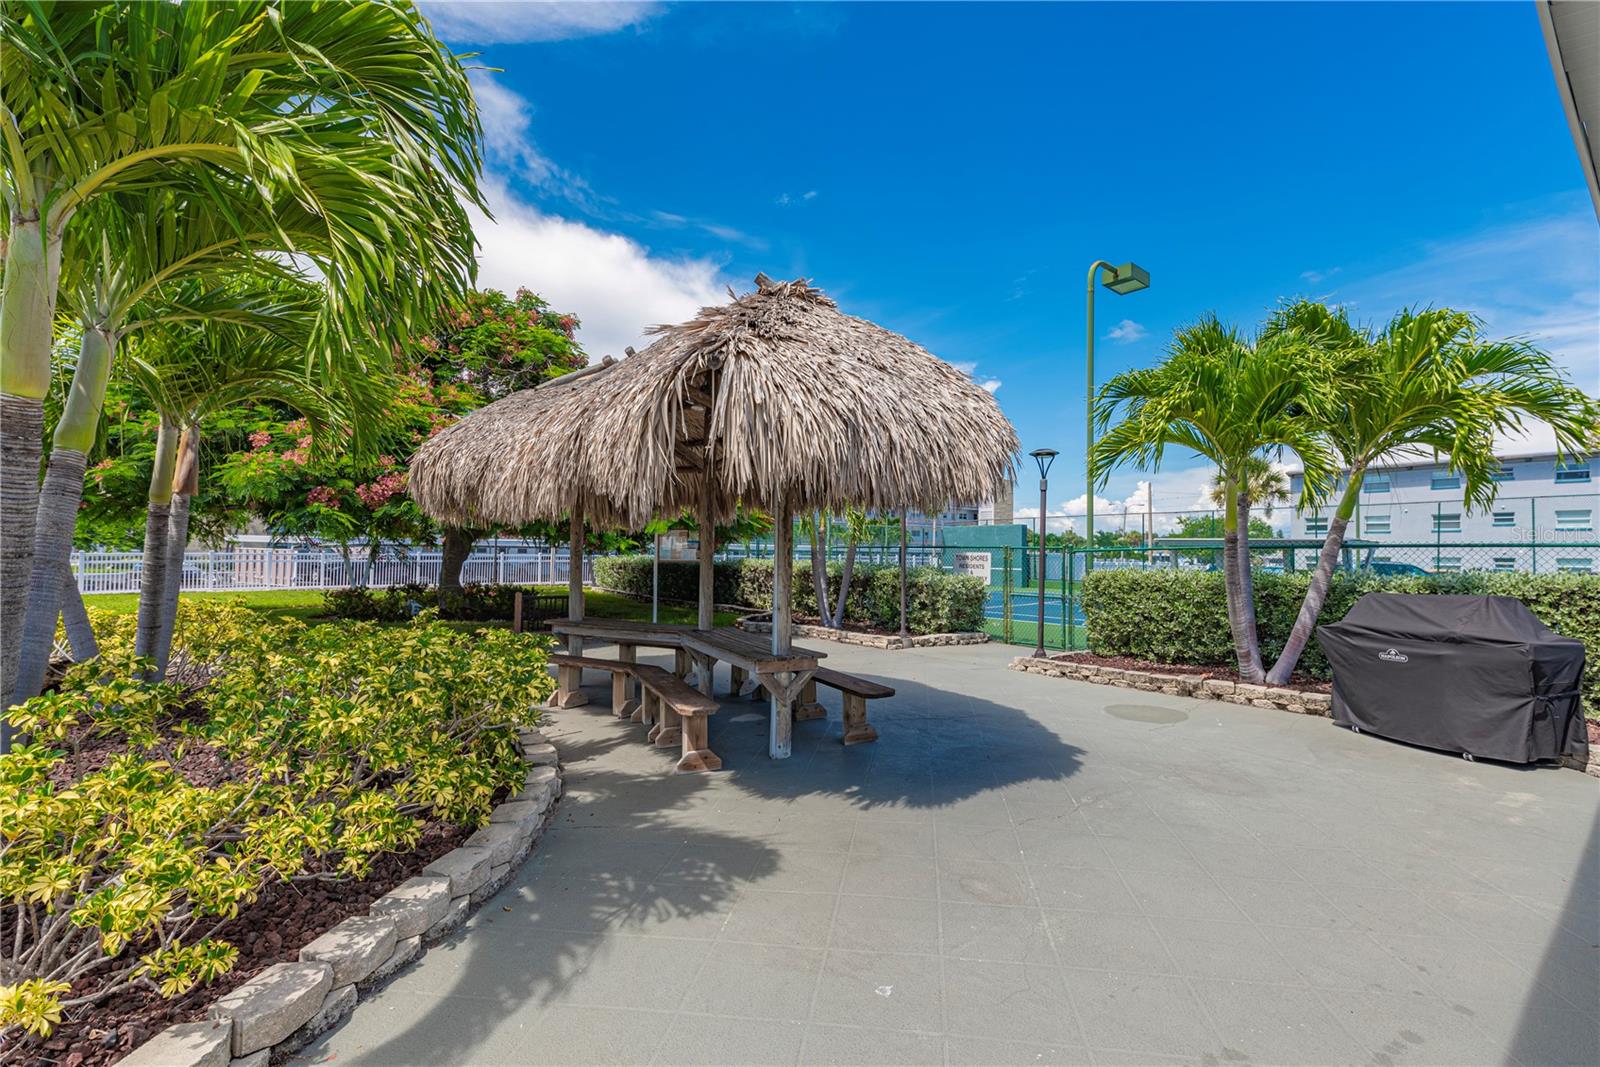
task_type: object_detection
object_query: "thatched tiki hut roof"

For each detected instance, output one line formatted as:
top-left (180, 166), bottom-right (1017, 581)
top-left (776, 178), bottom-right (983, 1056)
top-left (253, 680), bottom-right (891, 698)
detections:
top-left (410, 274), bottom-right (1017, 758)
top-left (411, 274), bottom-right (1017, 528)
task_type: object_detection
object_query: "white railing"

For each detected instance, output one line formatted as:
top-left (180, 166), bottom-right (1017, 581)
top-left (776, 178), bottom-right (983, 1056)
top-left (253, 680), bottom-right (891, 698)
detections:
top-left (73, 547), bottom-right (595, 597)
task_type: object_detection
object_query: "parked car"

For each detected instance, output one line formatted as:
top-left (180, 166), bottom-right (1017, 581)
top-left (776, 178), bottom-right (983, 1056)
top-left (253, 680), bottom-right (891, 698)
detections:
top-left (1362, 560), bottom-right (1429, 576)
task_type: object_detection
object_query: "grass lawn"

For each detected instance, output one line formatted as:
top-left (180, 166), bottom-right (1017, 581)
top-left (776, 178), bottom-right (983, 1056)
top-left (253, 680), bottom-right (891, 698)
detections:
top-left (82, 586), bottom-right (739, 629)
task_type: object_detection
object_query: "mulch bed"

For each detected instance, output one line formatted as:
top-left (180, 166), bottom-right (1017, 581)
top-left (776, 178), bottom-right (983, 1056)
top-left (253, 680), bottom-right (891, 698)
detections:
top-left (1052, 652), bottom-right (1333, 694)
top-left (9, 711), bottom-right (480, 1067)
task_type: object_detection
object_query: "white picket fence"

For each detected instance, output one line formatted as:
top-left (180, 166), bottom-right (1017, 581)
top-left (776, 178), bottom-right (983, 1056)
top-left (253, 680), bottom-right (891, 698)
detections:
top-left (72, 547), bottom-right (595, 596)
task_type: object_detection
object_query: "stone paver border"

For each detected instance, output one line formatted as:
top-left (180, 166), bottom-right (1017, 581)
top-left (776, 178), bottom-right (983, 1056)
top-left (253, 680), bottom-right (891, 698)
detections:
top-left (1012, 651), bottom-right (1598, 776)
top-left (738, 614), bottom-right (988, 649)
top-left (121, 727), bottom-right (563, 1067)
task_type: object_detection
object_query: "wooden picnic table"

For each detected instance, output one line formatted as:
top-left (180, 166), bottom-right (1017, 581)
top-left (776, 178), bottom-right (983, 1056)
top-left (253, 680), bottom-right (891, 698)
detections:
top-left (547, 620), bottom-right (824, 748)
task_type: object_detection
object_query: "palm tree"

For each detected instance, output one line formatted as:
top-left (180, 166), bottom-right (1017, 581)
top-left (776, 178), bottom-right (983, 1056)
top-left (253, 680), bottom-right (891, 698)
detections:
top-left (1092, 315), bottom-right (1335, 681)
top-left (1260, 301), bottom-right (1599, 685)
top-left (123, 304), bottom-right (356, 673)
top-left (0, 0), bottom-right (484, 708)
top-left (1207, 454), bottom-right (1291, 576)
top-left (11, 190), bottom-right (314, 702)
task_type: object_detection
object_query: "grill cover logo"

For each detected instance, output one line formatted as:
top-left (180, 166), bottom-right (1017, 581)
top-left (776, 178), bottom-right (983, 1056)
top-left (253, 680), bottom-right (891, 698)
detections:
top-left (1377, 648), bottom-right (1409, 663)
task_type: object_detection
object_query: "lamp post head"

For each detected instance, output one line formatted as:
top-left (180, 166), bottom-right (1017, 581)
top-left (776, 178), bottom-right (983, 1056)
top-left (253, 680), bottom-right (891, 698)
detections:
top-left (1029, 448), bottom-right (1058, 482)
top-left (1102, 262), bottom-right (1150, 295)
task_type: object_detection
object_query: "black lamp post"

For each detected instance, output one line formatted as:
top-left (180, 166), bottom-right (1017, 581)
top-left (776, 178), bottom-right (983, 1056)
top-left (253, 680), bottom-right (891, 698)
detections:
top-left (1029, 448), bottom-right (1058, 657)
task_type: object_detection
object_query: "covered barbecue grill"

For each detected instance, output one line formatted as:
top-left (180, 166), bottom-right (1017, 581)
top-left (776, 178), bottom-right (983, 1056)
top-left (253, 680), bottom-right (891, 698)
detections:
top-left (1317, 593), bottom-right (1588, 764)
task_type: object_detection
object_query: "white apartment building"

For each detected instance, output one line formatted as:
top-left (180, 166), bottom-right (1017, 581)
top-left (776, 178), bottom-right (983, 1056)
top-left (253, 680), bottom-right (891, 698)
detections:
top-left (1286, 450), bottom-right (1598, 574)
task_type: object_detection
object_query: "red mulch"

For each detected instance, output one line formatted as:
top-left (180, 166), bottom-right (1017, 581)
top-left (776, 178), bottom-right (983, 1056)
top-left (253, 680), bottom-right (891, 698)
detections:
top-left (1053, 652), bottom-right (1333, 694)
top-left (8, 714), bottom-right (482, 1067)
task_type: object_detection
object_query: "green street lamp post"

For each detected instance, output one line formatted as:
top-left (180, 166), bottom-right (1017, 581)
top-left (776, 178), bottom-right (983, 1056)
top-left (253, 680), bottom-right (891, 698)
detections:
top-left (1084, 260), bottom-right (1150, 566)
top-left (1029, 448), bottom-right (1058, 657)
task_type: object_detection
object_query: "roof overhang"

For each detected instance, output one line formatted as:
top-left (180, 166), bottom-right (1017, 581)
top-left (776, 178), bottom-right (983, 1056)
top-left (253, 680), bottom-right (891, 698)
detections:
top-left (1538, 1), bottom-right (1600, 220)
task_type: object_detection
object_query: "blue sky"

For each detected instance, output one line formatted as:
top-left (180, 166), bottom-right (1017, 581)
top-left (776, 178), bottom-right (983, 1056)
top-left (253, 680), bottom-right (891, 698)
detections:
top-left (422, 0), bottom-right (1599, 524)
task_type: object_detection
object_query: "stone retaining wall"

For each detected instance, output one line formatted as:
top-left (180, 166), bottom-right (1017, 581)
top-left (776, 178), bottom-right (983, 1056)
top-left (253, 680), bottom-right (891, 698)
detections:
top-left (1009, 653), bottom-right (1333, 716)
top-left (738, 616), bottom-right (988, 650)
top-left (121, 728), bottom-right (562, 1067)
top-left (1012, 653), bottom-right (1598, 775)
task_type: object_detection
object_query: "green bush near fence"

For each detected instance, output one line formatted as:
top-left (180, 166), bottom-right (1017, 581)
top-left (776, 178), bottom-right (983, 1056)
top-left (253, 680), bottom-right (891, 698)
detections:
top-left (1080, 568), bottom-right (1600, 716)
top-left (594, 554), bottom-right (987, 635)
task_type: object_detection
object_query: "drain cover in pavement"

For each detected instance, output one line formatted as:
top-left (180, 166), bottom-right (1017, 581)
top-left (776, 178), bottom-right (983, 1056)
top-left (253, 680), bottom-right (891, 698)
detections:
top-left (1105, 703), bottom-right (1188, 725)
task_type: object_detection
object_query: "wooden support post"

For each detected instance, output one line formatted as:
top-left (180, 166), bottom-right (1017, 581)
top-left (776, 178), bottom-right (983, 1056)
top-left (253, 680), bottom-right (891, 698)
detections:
top-left (651, 692), bottom-right (680, 747)
top-left (842, 693), bottom-right (879, 746)
top-left (513, 590), bottom-right (523, 634)
top-left (617, 644), bottom-right (639, 719)
top-left (729, 664), bottom-right (747, 698)
top-left (673, 648), bottom-right (690, 679)
top-left (612, 669), bottom-right (629, 719)
top-left (566, 515), bottom-right (585, 671)
top-left (794, 677), bottom-right (825, 721)
top-left (676, 712), bottom-right (722, 773)
top-left (769, 499), bottom-right (794, 758)
top-left (697, 473), bottom-right (715, 632)
top-left (555, 664), bottom-right (588, 709)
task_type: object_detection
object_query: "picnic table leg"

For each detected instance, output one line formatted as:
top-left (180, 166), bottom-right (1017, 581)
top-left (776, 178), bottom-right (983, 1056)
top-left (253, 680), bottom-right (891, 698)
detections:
top-left (617, 644), bottom-right (640, 719)
top-left (728, 664), bottom-right (746, 698)
top-left (651, 691), bottom-right (681, 748)
top-left (841, 693), bottom-right (879, 745)
top-left (611, 669), bottom-right (631, 719)
top-left (767, 670), bottom-right (792, 759)
top-left (693, 652), bottom-right (716, 699)
top-left (794, 677), bottom-right (825, 721)
top-left (673, 648), bottom-right (690, 680)
top-left (676, 712), bottom-right (722, 773)
top-left (555, 663), bottom-right (588, 709)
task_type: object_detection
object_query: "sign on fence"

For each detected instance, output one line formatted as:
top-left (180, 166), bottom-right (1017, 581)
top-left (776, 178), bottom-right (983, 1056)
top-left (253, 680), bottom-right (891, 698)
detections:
top-left (952, 550), bottom-right (992, 579)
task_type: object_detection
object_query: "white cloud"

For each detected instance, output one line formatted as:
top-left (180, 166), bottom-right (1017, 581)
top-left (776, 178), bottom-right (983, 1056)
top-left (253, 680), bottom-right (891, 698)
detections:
top-left (470, 72), bottom-right (603, 212)
top-left (421, 1), bottom-right (662, 44)
top-left (775, 190), bottom-right (819, 207)
top-left (472, 179), bottom-right (724, 360)
top-left (1105, 318), bottom-right (1147, 343)
top-left (978, 378), bottom-right (1002, 394)
top-left (951, 361), bottom-right (1001, 394)
top-left (1336, 201), bottom-right (1600, 390)
top-left (1300, 267), bottom-right (1340, 284)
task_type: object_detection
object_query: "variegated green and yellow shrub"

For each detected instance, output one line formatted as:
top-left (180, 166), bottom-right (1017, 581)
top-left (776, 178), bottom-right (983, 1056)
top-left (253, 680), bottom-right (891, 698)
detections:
top-left (0, 602), bottom-right (553, 1039)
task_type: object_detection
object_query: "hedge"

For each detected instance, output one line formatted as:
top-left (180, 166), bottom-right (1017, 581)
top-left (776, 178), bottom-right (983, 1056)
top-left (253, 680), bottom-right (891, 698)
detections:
top-left (1080, 568), bottom-right (1600, 716)
top-left (593, 554), bottom-right (987, 635)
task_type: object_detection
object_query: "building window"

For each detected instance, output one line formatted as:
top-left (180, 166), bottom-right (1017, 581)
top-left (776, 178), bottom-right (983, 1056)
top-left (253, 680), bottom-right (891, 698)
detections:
top-left (1555, 509), bottom-right (1593, 532)
top-left (1554, 461), bottom-right (1591, 484)
top-left (1492, 511), bottom-right (1516, 527)
top-left (1490, 466), bottom-right (1514, 482)
top-left (1431, 473), bottom-right (1461, 490)
top-left (1436, 556), bottom-right (1462, 573)
top-left (1493, 556), bottom-right (1516, 572)
top-left (1433, 513), bottom-right (1462, 534)
top-left (1364, 514), bottom-right (1391, 535)
top-left (1364, 473), bottom-right (1391, 493)
top-left (1555, 558), bottom-right (1593, 574)
top-left (1305, 516), bottom-right (1329, 536)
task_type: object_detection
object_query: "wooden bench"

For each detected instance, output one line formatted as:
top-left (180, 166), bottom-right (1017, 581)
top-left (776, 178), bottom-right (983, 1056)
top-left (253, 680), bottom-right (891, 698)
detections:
top-left (548, 653), bottom-right (631, 711)
top-left (809, 667), bottom-right (893, 745)
top-left (631, 663), bottom-right (723, 773)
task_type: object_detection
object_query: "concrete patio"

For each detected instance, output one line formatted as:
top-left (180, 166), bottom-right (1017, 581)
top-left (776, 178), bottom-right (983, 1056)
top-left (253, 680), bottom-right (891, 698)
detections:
top-left (295, 641), bottom-right (1598, 1066)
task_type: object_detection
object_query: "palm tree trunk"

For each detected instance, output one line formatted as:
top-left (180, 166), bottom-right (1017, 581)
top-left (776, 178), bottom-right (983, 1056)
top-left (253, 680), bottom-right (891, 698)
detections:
top-left (12, 450), bottom-right (88, 702)
top-left (1235, 490), bottom-right (1264, 681)
top-left (437, 526), bottom-right (473, 616)
top-left (60, 571), bottom-right (98, 661)
top-left (0, 217), bottom-right (60, 719)
top-left (1219, 477), bottom-right (1264, 682)
top-left (831, 539), bottom-right (859, 629)
top-left (133, 419), bottom-right (180, 670)
top-left (1266, 473), bottom-right (1363, 685)
top-left (154, 424), bottom-right (200, 674)
top-left (153, 492), bottom-right (192, 674)
top-left (810, 512), bottom-right (829, 621)
top-left (12, 326), bottom-right (116, 702)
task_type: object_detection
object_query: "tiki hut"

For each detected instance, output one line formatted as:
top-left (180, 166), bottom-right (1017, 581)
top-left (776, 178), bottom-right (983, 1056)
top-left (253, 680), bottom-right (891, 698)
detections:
top-left (411, 275), bottom-right (1018, 750)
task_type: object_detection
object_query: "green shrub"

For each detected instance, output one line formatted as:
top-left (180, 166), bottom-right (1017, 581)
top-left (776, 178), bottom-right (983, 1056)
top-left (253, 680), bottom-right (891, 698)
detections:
top-left (591, 555), bottom-right (744, 605)
top-left (322, 581), bottom-right (557, 622)
top-left (0, 601), bottom-right (553, 1038)
top-left (1080, 568), bottom-right (1600, 715)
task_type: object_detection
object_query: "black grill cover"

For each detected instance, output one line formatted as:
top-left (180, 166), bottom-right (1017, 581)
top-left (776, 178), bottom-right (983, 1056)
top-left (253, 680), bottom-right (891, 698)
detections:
top-left (1316, 593), bottom-right (1588, 764)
